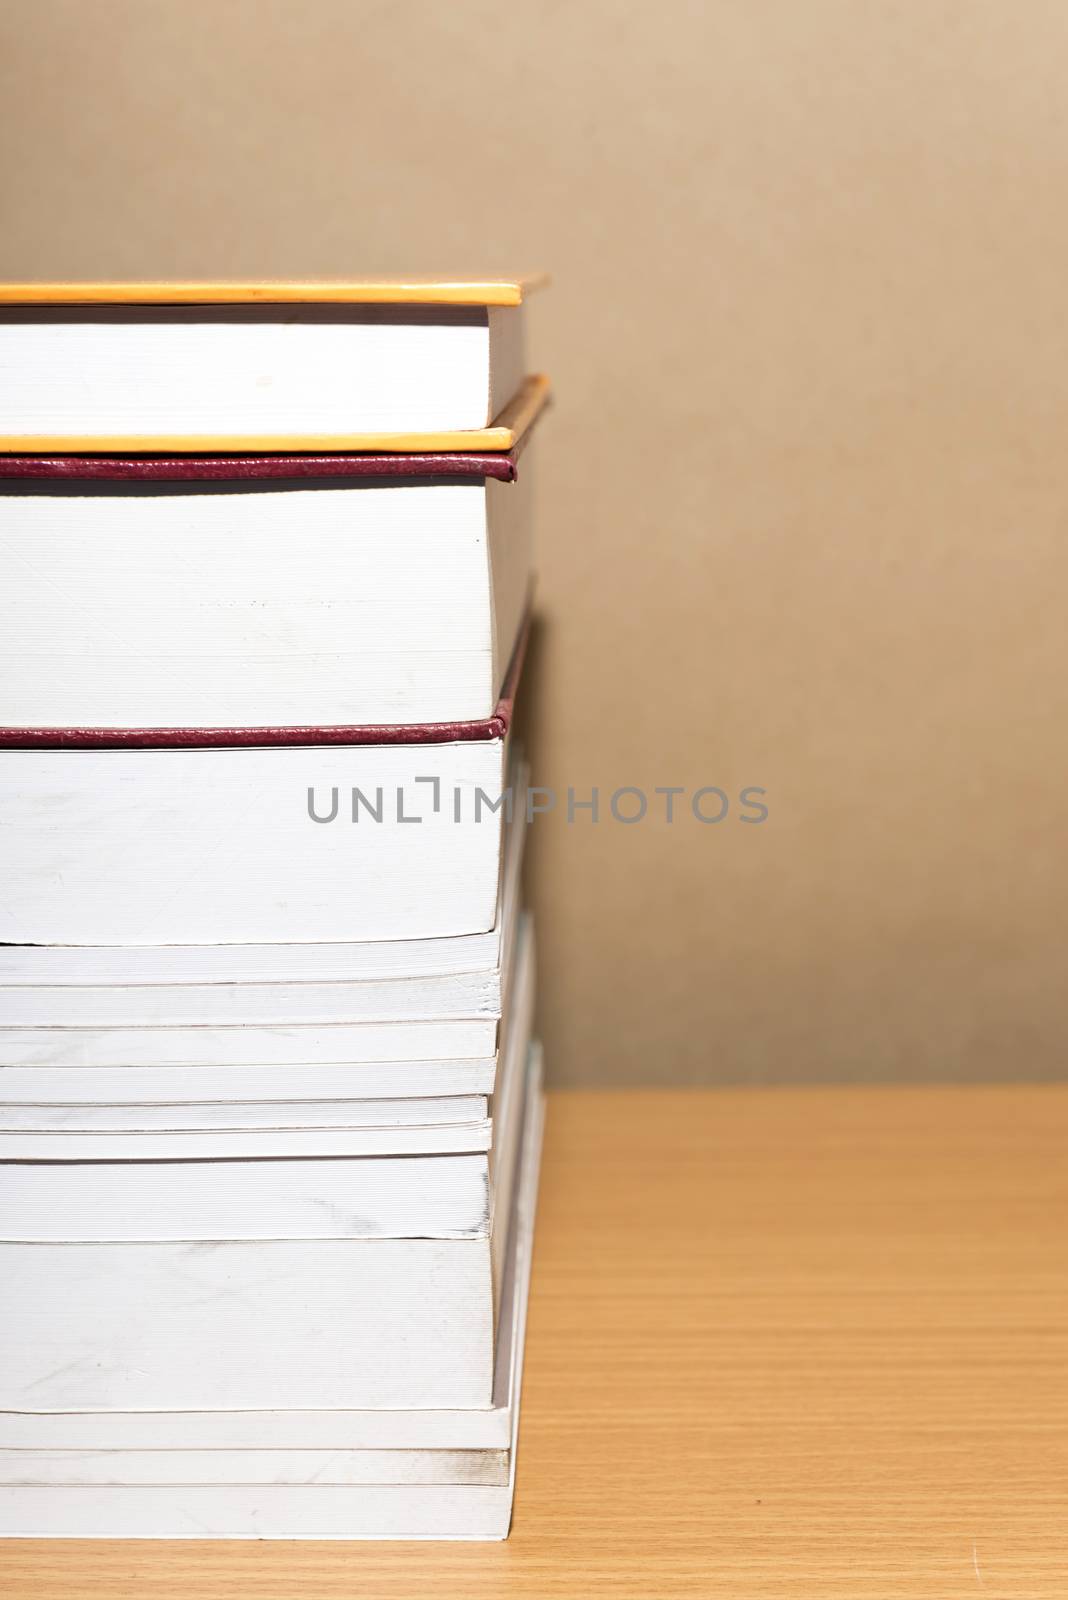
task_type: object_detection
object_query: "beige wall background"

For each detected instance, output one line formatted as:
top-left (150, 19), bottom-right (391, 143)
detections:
top-left (3, 1), bottom-right (1067, 1085)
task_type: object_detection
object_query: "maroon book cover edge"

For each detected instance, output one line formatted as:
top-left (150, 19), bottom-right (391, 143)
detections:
top-left (0, 407), bottom-right (543, 484)
top-left (0, 606), bottom-right (531, 751)
top-left (0, 448), bottom-right (519, 484)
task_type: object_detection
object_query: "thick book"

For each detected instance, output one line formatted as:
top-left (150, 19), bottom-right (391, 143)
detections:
top-left (0, 1237), bottom-right (499, 1410)
top-left (0, 277), bottom-right (547, 450)
top-left (0, 627), bottom-right (526, 945)
top-left (0, 793), bottom-right (520, 978)
top-left (0, 420), bottom-right (543, 731)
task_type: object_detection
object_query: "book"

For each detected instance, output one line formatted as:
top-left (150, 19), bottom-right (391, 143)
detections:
top-left (0, 760), bottom-right (525, 984)
top-left (0, 1020), bottom-right (499, 1068)
top-left (1, 1238), bottom-right (497, 1410)
top-left (0, 1148), bottom-right (491, 1240)
top-left (0, 1124), bottom-right (490, 1159)
top-left (0, 644), bottom-right (524, 945)
top-left (0, 1057), bottom-right (499, 1103)
top-left (0, 428), bottom-right (541, 732)
top-left (0, 1483), bottom-right (520, 1541)
top-left (0, 1095), bottom-right (487, 1130)
top-left (0, 278), bottom-right (546, 450)
top-left (0, 765), bottom-right (525, 1032)
top-left (0, 1448), bottom-right (512, 1487)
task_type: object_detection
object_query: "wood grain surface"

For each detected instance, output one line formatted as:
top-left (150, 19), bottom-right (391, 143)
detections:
top-left (3, 1085), bottom-right (1066, 1597)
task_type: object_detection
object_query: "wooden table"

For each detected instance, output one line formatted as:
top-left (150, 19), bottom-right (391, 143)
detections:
top-left (4, 1086), bottom-right (1067, 1597)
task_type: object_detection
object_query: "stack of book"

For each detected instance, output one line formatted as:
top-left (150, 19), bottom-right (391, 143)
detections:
top-left (0, 278), bottom-right (549, 1540)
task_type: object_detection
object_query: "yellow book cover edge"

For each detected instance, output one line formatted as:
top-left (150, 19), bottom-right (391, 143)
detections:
top-left (0, 373), bottom-right (551, 456)
top-left (0, 275), bottom-right (548, 308)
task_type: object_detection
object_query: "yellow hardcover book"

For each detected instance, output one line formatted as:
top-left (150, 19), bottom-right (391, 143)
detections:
top-left (0, 278), bottom-right (549, 452)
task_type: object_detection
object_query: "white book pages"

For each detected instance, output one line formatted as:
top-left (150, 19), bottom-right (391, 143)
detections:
top-left (0, 766), bottom-right (526, 983)
top-left (0, 303), bottom-right (525, 437)
top-left (0, 1058), bottom-right (545, 1538)
top-left (0, 1057), bottom-right (498, 1104)
top-left (0, 1447), bottom-right (510, 1487)
top-left (0, 1019), bottom-right (497, 1068)
top-left (0, 1095), bottom-right (487, 1132)
top-left (0, 971), bottom-right (503, 1028)
top-left (0, 468), bottom-right (531, 729)
top-left (0, 1154), bottom-right (493, 1242)
top-left (0, 1121), bottom-right (492, 1159)
top-left (0, 1044), bottom-right (543, 1452)
top-left (0, 922), bottom-right (534, 1234)
top-left (0, 1481), bottom-right (519, 1540)
top-left (0, 736), bottom-right (508, 944)
top-left (0, 834), bottom-right (521, 1025)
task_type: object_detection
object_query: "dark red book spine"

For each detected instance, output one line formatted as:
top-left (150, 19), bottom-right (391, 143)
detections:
top-left (0, 609), bottom-right (530, 750)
